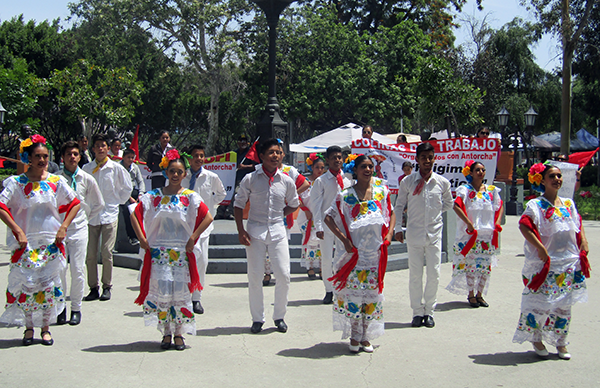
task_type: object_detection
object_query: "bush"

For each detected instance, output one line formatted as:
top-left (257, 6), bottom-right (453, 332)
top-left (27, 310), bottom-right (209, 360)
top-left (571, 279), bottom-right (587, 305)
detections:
top-left (574, 185), bottom-right (600, 220)
top-left (580, 165), bottom-right (598, 187)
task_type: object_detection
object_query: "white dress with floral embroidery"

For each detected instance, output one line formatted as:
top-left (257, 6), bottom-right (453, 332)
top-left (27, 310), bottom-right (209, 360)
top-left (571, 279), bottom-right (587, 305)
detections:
top-left (513, 197), bottom-right (587, 346)
top-left (0, 174), bottom-right (77, 327)
top-left (297, 179), bottom-right (321, 269)
top-left (325, 179), bottom-right (390, 341)
top-left (446, 184), bottom-right (502, 296)
top-left (138, 188), bottom-right (205, 336)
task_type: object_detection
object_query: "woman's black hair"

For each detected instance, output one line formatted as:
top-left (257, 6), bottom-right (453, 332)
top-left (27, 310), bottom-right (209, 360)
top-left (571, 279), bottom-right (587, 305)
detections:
top-left (24, 142), bottom-right (47, 156)
top-left (167, 158), bottom-right (187, 170)
top-left (470, 161), bottom-right (485, 172)
top-left (353, 154), bottom-right (373, 170)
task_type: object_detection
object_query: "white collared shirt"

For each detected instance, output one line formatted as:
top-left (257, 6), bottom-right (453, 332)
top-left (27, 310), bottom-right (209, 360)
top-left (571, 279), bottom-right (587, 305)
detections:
top-left (394, 172), bottom-right (453, 245)
top-left (309, 169), bottom-right (352, 234)
top-left (60, 168), bottom-right (105, 234)
top-left (83, 158), bottom-right (133, 225)
top-left (182, 167), bottom-right (226, 237)
top-left (234, 164), bottom-right (299, 241)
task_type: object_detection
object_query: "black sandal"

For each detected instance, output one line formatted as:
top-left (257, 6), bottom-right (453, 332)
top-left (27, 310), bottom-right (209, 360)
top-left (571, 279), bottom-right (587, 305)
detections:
top-left (307, 269), bottom-right (317, 280)
top-left (476, 297), bottom-right (489, 307)
top-left (161, 335), bottom-right (172, 350)
top-left (22, 328), bottom-right (34, 346)
top-left (468, 296), bottom-right (480, 308)
top-left (174, 335), bottom-right (185, 351)
top-left (41, 330), bottom-right (54, 346)
top-left (262, 274), bottom-right (271, 286)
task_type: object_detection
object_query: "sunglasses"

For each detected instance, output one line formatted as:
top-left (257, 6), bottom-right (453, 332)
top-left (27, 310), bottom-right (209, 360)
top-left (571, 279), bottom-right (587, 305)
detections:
top-left (479, 132), bottom-right (490, 136)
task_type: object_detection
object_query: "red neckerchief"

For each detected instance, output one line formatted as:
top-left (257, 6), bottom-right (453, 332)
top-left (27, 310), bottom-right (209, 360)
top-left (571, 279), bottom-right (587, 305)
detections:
top-left (413, 171), bottom-right (432, 196)
top-left (263, 167), bottom-right (277, 186)
top-left (330, 169), bottom-right (343, 190)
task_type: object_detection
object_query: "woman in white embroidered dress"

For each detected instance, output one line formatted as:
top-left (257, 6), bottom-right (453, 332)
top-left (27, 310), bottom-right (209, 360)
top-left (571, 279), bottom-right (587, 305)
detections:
top-left (0, 137), bottom-right (80, 346)
top-left (446, 160), bottom-right (503, 308)
top-left (324, 155), bottom-right (395, 353)
top-left (514, 163), bottom-right (589, 359)
top-left (131, 151), bottom-right (213, 351)
top-left (297, 153), bottom-right (326, 279)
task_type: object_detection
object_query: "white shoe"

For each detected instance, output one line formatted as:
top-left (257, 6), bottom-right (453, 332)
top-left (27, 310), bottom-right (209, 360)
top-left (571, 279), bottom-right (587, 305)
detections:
top-left (533, 343), bottom-right (549, 357)
top-left (361, 344), bottom-right (374, 353)
top-left (557, 347), bottom-right (571, 360)
top-left (349, 343), bottom-right (360, 353)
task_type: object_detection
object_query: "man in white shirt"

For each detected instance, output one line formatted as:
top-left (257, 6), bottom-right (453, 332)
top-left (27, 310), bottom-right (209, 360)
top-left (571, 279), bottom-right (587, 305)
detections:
top-left (181, 144), bottom-right (227, 314)
top-left (309, 146), bottom-right (352, 304)
top-left (394, 142), bottom-right (453, 328)
top-left (234, 139), bottom-right (299, 334)
top-left (59, 141), bottom-right (105, 325)
top-left (82, 133), bottom-right (133, 302)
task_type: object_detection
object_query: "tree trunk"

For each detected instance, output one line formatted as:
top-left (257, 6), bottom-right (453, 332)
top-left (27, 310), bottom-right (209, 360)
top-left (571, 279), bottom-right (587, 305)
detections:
top-left (206, 83), bottom-right (220, 155)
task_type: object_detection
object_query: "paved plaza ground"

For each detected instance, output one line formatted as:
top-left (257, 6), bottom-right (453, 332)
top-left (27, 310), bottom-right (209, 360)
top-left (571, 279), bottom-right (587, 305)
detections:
top-left (1, 216), bottom-right (599, 387)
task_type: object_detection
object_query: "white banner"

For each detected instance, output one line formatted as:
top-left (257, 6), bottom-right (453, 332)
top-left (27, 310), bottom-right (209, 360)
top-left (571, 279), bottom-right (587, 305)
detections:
top-left (351, 138), bottom-right (500, 194)
top-left (204, 151), bottom-right (237, 205)
top-left (549, 160), bottom-right (578, 199)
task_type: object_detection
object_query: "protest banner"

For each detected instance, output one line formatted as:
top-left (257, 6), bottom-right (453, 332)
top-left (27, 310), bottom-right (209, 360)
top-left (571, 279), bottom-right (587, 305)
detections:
top-left (548, 160), bottom-right (578, 199)
top-left (204, 151), bottom-right (237, 205)
top-left (351, 138), bottom-right (501, 194)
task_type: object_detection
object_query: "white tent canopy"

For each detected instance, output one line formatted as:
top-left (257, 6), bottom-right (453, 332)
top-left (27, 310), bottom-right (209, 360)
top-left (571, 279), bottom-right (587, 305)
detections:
top-left (289, 123), bottom-right (395, 153)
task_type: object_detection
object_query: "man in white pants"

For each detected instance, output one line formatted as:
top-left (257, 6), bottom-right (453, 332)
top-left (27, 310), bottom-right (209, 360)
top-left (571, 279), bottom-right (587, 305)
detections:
top-left (234, 139), bottom-right (299, 334)
top-left (59, 141), bottom-right (104, 325)
top-left (310, 145), bottom-right (351, 304)
top-left (394, 142), bottom-right (453, 328)
top-left (181, 144), bottom-right (227, 314)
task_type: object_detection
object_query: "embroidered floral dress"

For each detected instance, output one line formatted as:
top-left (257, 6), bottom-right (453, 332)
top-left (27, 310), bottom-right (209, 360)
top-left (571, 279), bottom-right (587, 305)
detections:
top-left (297, 179), bottom-right (321, 269)
top-left (0, 174), bottom-right (77, 327)
top-left (136, 188), bottom-right (207, 336)
top-left (325, 179), bottom-right (391, 341)
top-left (513, 197), bottom-right (587, 346)
top-left (446, 184), bottom-right (502, 296)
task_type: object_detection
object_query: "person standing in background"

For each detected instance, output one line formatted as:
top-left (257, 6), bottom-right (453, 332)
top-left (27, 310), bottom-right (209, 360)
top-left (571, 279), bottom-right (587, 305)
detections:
top-left (147, 131), bottom-right (173, 189)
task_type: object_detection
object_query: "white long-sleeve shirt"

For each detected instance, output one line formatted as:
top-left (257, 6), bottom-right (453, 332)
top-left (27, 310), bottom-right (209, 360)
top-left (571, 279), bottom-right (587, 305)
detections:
top-left (234, 165), bottom-right (299, 242)
top-left (61, 168), bottom-right (105, 236)
top-left (309, 170), bottom-right (352, 234)
top-left (83, 158), bottom-right (133, 225)
top-left (394, 172), bottom-right (453, 245)
top-left (182, 167), bottom-right (226, 238)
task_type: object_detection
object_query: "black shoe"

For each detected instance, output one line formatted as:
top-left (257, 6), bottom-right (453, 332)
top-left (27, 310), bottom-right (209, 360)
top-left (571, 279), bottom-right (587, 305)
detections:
top-left (69, 311), bottom-right (81, 326)
top-left (322, 292), bottom-right (333, 305)
top-left (423, 315), bottom-right (435, 328)
top-left (274, 319), bottom-right (288, 333)
top-left (192, 301), bottom-right (204, 314)
top-left (174, 335), bottom-right (185, 351)
top-left (476, 297), bottom-right (489, 308)
top-left (41, 330), bottom-right (54, 346)
top-left (250, 322), bottom-right (263, 334)
top-left (307, 270), bottom-right (317, 280)
top-left (57, 308), bottom-right (68, 325)
top-left (262, 274), bottom-right (272, 286)
top-left (468, 296), bottom-right (480, 308)
top-left (411, 316), bottom-right (423, 327)
top-left (22, 329), bottom-right (34, 346)
top-left (99, 288), bottom-right (111, 301)
top-left (160, 335), bottom-right (171, 350)
top-left (84, 287), bottom-right (100, 301)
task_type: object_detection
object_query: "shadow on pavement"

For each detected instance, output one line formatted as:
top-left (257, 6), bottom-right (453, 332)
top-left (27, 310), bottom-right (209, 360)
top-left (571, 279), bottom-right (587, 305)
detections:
top-left (287, 299), bottom-right (323, 307)
top-left (0, 338), bottom-right (26, 348)
top-left (277, 342), bottom-right (358, 359)
top-left (0, 262), bottom-right (9, 267)
top-left (384, 322), bottom-right (413, 330)
top-left (82, 341), bottom-right (164, 353)
top-left (126, 286), bottom-right (140, 292)
top-left (195, 326), bottom-right (251, 336)
top-left (210, 282), bottom-right (248, 288)
top-left (435, 301), bottom-right (472, 312)
top-left (469, 351), bottom-right (551, 365)
top-left (124, 311), bottom-right (143, 318)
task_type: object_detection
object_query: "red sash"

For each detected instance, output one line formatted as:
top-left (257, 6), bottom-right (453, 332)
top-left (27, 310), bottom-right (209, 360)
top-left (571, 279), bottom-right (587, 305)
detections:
top-left (518, 215), bottom-right (550, 291)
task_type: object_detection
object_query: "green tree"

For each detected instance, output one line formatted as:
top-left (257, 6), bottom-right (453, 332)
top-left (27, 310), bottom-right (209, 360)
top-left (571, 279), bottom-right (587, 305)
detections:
top-left (40, 59), bottom-right (144, 140)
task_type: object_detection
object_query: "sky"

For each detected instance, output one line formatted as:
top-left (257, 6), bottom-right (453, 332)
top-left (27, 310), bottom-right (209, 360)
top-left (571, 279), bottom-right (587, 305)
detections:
top-left (1, 0), bottom-right (561, 71)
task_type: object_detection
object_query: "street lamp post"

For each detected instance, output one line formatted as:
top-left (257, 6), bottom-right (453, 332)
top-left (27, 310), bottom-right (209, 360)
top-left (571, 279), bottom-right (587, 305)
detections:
top-left (252, 0), bottom-right (296, 146)
top-left (497, 106), bottom-right (537, 216)
top-left (0, 100), bottom-right (6, 127)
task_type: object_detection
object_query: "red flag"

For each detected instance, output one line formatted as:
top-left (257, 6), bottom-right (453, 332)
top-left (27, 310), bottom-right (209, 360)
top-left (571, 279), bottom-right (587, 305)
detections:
top-left (244, 139), bottom-right (261, 163)
top-left (130, 125), bottom-right (140, 161)
top-left (0, 158), bottom-right (5, 168)
top-left (568, 147), bottom-right (598, 168)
